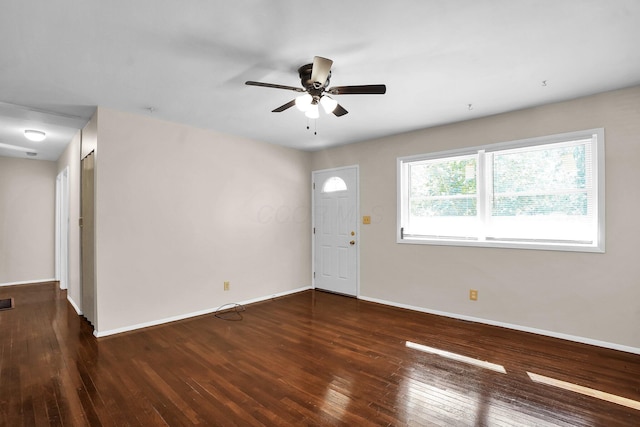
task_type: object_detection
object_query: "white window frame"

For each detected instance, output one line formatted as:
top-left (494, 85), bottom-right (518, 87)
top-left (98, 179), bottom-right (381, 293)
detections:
top-left (397, 129), bottom-right (605, 253)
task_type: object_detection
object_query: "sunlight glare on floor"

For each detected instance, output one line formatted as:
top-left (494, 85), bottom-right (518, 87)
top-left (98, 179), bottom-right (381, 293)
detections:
top-left (527, 372), bottom-right (640, 411)
top-left (405, 341), bottom-right (507, 374)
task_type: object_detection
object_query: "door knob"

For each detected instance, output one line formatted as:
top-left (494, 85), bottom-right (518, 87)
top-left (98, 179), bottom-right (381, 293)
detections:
top-left (349, 240), bottom-right (356, 245)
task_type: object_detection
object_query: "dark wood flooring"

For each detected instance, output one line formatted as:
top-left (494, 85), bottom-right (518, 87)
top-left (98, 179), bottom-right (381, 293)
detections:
top-left (1, 282), bottom-right (639, 426)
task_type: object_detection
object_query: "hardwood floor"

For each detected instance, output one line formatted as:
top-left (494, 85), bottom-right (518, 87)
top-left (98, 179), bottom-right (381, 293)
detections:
top-left (1, 282), bottom-right (639, 426)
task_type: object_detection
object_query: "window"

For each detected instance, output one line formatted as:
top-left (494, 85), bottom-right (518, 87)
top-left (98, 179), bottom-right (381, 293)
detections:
top-left (322, 176), bottom-right (347, 193)
top-left (398, 129), bottom-right (605, 252)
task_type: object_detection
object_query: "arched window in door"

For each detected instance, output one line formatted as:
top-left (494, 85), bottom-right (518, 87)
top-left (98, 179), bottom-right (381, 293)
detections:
top-left (322, 176), bottom-right (347, 193)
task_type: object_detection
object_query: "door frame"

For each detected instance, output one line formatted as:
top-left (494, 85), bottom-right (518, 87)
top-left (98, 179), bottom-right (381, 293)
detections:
top-left (311, 165), bottom-right (360, 297)
top-left (55, 167), bottom-right (70, 290)
top-left (80, 151), bottom-right (97, 327)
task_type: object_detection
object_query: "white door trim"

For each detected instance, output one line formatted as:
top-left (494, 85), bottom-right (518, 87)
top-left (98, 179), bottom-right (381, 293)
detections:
top-left (55, 167), bottom-right (70, 290)
top-left (312, 165), bottom-right (360, 297)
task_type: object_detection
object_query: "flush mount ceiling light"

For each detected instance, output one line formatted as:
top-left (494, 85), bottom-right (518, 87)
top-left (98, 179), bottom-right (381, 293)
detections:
top-left (24, 129), bottom-right (46, 142)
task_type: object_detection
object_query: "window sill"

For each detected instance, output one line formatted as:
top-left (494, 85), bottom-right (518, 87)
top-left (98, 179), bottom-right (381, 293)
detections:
top-left (397, 236), bottom-right (605, 253)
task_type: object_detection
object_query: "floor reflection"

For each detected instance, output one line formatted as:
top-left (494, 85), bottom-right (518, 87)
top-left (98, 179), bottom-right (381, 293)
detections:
top-left (320, 377), bottom-right (353, 420)
top-left (401, 340), bottom-right (601, 426)
top-left (407, 338), bottom-right (640, 413)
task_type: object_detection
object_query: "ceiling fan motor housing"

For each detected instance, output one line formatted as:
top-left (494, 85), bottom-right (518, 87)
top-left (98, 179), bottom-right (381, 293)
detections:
top-left (298, 64), bottom-right (330, 94)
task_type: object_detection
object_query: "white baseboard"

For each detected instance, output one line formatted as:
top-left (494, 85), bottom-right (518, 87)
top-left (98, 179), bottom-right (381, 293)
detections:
top-left (67, 296), bottom-right (82, 315)
top-left (94, 285), bottom-right (312, 338)
top-left (236, 286), bottom-right (313, 306)
top-left (0, 278), bottom-right (57, 287)
top-left (358, 295), bottom-right (640, 356)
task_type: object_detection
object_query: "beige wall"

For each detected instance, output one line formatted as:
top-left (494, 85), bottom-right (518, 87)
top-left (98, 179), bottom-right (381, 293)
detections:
top-left (311, 86), bottom-right (640, 351)
top-left (0, 157), bottom-right (57, 284)
top-left (12, 86), bottom-right (637, 351)
top-left (57, 130), bottom-right (82, 310)
top-left (93, 108), bottom-right (312, 334)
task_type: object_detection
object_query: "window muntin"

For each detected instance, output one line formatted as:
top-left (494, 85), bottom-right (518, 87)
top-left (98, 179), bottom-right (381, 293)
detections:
top-left (398, 129), bottom-right (604, 252)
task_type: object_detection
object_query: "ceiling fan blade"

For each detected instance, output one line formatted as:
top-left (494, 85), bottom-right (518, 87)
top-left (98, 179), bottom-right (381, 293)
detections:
top-left (245, 81), bottom-right (305, 92)
top-left (272, 100), bottom-right (296, 112)
top-left (327, 84), bottom-right (387, 95)
top-left (333, 104), bottom-right (348, 117)
top-left (310, 56), bottom-right (333, 86)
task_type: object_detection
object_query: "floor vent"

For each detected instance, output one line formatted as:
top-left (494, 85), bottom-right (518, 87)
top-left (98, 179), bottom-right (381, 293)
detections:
top-left (0, 298), bottom-right (14, 311)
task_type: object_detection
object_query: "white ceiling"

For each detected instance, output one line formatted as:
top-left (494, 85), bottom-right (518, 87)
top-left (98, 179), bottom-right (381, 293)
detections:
top-left (1, 0), bottom-right (639, 161)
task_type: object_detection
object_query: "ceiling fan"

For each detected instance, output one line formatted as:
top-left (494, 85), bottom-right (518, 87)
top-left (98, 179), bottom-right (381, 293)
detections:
top-left (245, 56), bottom-right (386, 118)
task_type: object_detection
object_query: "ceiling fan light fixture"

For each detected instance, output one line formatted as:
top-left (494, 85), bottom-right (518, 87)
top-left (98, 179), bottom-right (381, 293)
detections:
top-left (24, 129), bottom-right (46, 142)
top-left (246, 56), bottom-right (386, 119)
top-left (305, 103), bottom-right (319, 119)
top-left (320, 96), bottom-right (338, 114)
top-left (295, 93), bottom-right (313, 111)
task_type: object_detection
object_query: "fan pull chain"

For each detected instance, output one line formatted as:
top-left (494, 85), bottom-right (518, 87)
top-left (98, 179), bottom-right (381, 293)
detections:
top-left (306, 119), bottom-right (318, 136)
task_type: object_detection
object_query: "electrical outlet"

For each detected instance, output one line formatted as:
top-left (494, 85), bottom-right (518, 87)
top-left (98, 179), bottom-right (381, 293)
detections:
top-left (469, 289), bottom-right (478, 301)
top-left (224, 281), bottom-right (230, 291)
top-left (363, 215), bottom-right (371, 224)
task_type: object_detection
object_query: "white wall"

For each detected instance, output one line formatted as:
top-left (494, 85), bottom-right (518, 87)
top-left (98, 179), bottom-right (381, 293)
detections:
top-left (57, 130), bottom-right (82, 311)
top-left (311, 86), bottom-right (640, 352)
top-left (0, 157), bottom-right (57, 285)
top-left (93, 108), bottom-right (312, 334)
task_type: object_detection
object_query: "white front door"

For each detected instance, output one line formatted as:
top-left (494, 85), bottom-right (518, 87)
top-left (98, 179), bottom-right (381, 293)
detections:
top-left (313, 166), bottom-right (358, 296)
